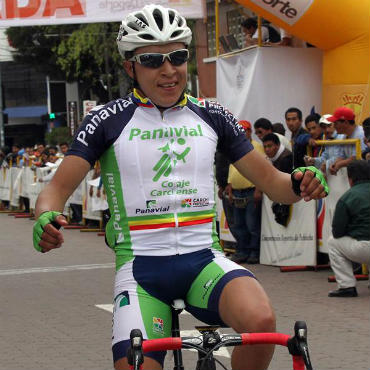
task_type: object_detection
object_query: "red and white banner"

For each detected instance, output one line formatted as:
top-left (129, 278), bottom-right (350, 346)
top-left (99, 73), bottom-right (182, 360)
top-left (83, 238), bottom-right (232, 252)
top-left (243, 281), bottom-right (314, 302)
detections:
top-left (0, 0), bottom-right (204, 27)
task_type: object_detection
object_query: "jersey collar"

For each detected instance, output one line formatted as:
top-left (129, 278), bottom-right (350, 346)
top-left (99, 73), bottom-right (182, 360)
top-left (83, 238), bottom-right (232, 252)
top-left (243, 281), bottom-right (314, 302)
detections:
top-left (131, 88), bottom-right (188, 110)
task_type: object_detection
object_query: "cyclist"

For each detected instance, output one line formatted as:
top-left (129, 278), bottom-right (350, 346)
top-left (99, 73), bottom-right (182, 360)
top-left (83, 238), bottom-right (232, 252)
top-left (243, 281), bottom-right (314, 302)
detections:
top-left (33, 4), bottom-right (328, 370)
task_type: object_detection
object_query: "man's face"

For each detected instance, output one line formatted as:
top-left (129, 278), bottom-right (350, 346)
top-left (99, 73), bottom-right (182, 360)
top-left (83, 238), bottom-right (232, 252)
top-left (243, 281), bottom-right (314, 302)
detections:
top-left (333, 120), bottom-right (347, 134)
top-left (255, 127), bottom-right (271, 141)
top-left (60, 144), bottom-right (69, 154)
top-left (242, 26), bottom-right (255, 37)
top-left (12, 146), bottom-right (19, 153)
top-left (322, 123), bottom-right (335, 138)
top-left (286, 112), bottom-right (302, 134)
top-left (37, 145), bottom-right (45, 154)
top-left (49, 148), bottom-right (57, 156)
top-left (124, 42), bottom-right (187, 108)
top-left (263, 140), bottom-right (279, 158)
top-left (306, 121), bottom-right (322, 139)
top-left (48, 154), bottom-right (57, 163)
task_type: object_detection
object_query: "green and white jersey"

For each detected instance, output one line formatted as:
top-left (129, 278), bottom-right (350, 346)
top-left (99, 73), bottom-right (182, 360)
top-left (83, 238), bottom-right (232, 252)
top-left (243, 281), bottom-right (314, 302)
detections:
top-left (68, 90), bottom-right (253, 270)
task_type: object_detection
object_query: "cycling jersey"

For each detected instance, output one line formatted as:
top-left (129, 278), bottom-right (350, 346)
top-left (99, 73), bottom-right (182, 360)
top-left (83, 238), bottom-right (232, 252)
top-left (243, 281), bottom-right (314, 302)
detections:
top-left (67, 90), bottom-right (253, 270)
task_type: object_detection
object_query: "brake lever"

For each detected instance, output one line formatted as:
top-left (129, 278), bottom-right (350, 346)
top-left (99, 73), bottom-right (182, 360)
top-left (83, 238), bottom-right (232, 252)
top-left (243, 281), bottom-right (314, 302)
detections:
top-left (287, 321), bottom-right (313, 370)
top-left (127, 329), bottom-right (144, 370)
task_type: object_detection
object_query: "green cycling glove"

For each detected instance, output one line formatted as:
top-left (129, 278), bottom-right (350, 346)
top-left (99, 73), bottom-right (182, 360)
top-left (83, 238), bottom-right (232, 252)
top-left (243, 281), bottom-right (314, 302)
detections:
top-left (33, 211), bottom-right (62, 252)
top-left (291, 166), bottom-right (329, 196)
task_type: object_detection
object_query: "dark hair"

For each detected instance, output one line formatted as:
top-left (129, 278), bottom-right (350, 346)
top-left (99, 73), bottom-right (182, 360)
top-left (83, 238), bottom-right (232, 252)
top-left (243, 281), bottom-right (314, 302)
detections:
top-left (347, 160), bottom-right (370, 183)
top-left (304, 113), bottom-right (321, 126)
top-left (254, 118), bottom-right (273, 130)
top-left (285, 107), bottom-right (302, 120)
top-left (48, 145), bottom-right (58, 152)
top-left (59, 142), bottom-right (69, 147)
top-left (272, 123), bottom-right (286, 135)
top-left (262, 133), bottom-right (280, 145)
top-left (241, 18), bottom-right (257, 30)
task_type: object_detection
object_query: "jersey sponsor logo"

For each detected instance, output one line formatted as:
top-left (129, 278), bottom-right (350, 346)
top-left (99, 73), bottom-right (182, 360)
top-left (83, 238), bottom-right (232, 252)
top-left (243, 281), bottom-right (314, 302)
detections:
top-left (146, 200), bottom-right (157, 209)
top-left (153, 138), bottom-right (191, 182)
top-left (135, 205), bottom-right (170, 215)
top-left (188, 96), bottom-right (206, 108)
top-left (150, 180), bottom-right (198, 197)
top-left (128, 124), bottom-right (203, 141)
top-left (181, 198), bottom-right (209, 208)
top-left (153, 317), bottom-right (164, 335)
top-left (181, 199), bottom-right (192, 208)
top-left (76, 99), bottom-right (133, 147)
top-left (106, 173), bottom-right (122, 231)
top-left (114, 290), bottom-right (130, 308)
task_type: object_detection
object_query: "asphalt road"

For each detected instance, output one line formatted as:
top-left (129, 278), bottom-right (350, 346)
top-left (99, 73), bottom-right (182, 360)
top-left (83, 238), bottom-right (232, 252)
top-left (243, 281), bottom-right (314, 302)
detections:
top-left (0, 212), bottom-right (369, 370)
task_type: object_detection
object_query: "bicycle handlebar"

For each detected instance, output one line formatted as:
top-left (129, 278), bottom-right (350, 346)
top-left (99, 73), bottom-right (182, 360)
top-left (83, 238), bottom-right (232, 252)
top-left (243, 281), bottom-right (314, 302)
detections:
top-left (129, 321), bottom-right (313, 370)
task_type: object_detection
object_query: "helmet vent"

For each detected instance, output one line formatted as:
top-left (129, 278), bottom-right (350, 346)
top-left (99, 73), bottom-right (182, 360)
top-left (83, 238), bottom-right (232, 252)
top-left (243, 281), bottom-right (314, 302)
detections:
top-left (171, 30), bottom-right (182, 38)
top-left (140, 34), bottom-right (155, 40)
top-left (153, 10), bottom-right (164, 30)
top-left (127, 22), bottom-right (142, 31)
top-left (136, 15), bottom-right (149, 26)
top-left (168, 10), bottom-right (175, 24)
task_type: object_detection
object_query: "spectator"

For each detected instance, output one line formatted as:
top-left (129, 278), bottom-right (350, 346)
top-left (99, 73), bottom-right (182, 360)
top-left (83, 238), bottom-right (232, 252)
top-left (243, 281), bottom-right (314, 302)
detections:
top-left (296, 113), bottom-right (324, 159)
top-left (361, 117), bottom-right (370, 161)
top-left (272, 29), bottom-right (307, 47)
top-left (285, 107), bottom-right (308, 168)
top-left (328, 160), bottom-right (370, 297)
top-left (59, 142), bottom-right (69, 156)
top-left (241, 17), bottom-right (280, 46)
top-left (262, 133), bottom-right (293, 227)
top-left (5, 144), bottom-right (22, 167)
top-left (224, 120), bottom-right (263, 264)
top-left (328, 107), bottom-right (367, 175)
top-left (215, 151), bottom-right (235, 249)
top-left (272, 122), bottom-right (286, 136)
top-left (254, 117), bottom-right (291, 150)
top-left (262, 133), bottom-right (293, 173)
top-left (304, 114), bottom-right (345, 174)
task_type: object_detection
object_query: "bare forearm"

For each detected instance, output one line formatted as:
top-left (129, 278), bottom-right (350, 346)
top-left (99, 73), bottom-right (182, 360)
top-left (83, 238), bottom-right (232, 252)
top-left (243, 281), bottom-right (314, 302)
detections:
top-left (233, 151), bottom-right (301, 204)
top-left (35, 183), bottom-right (70, 218)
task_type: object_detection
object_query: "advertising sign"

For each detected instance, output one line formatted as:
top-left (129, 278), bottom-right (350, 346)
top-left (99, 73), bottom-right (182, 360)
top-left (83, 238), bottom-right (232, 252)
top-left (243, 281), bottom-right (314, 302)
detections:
top-left (0, 0), bottom-right (204, 27)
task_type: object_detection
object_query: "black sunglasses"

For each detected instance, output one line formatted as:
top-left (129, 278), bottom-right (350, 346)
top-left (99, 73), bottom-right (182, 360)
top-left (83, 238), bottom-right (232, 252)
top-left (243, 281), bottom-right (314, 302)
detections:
top-left (128, 49), bottom-right (189, 68)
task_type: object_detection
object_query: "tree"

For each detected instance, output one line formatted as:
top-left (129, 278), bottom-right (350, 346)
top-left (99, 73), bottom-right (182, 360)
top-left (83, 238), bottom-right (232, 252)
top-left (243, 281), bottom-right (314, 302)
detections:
top-left (6, 23), bottom-right (127, 103)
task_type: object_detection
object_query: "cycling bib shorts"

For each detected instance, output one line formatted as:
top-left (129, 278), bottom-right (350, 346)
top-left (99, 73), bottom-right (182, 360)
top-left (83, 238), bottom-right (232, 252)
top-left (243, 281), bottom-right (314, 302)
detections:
top-left (112, 248), bottom-right (255, 365)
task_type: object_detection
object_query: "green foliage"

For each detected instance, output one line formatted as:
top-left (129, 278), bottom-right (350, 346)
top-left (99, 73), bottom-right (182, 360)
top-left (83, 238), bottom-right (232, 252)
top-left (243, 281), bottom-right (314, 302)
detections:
top-left (45, 127), bottom-right (71, 146)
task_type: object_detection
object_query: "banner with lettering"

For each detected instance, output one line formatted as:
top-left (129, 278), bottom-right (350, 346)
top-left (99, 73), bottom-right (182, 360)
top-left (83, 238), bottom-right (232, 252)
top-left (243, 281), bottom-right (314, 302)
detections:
top-left (260, 196), bottom-right (316, 266)
top-left (0, 0), bottom-right (204, 27)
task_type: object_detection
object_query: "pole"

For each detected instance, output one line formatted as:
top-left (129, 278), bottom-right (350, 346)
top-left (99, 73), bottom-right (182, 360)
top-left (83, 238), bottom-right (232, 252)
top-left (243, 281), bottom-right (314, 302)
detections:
top-left (0, 62), bottom-right (4, 148)
top-left (257, 16), bottom-right (262, 47)
top-left (46, 75), bottom-right (51, 115)
top-left (215, 0), bottom-right (219, 56)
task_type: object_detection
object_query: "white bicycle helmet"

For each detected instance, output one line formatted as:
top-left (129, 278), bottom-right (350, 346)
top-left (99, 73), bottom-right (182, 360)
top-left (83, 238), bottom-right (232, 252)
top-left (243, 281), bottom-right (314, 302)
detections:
top-left (117, 4), bottom-right (192, 59)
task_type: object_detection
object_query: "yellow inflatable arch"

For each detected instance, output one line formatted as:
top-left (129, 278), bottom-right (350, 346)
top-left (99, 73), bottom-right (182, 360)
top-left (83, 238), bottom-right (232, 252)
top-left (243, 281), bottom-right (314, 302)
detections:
top-left (235, 0), bottom-right (370, 122)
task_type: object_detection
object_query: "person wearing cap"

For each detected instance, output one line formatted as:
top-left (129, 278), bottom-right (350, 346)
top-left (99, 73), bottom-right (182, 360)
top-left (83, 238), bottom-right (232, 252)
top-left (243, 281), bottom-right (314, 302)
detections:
top-left (328, 107), bottom-right (366, 175)
top-left (304, 114), bottom-right (346, 174)
top-left (224, 121), bottom-right (264, 265)
top-left (327, 160), bottom-right (370, 297)
top-left (32, 4), bottom-right (329, 370)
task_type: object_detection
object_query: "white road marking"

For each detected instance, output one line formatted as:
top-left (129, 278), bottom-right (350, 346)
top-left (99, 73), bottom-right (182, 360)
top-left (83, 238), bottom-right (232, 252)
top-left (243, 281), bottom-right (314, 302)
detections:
top-left (95, 304), bottom-right (191, 315)
top-left (0, 263), bottom-right (115, 276)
